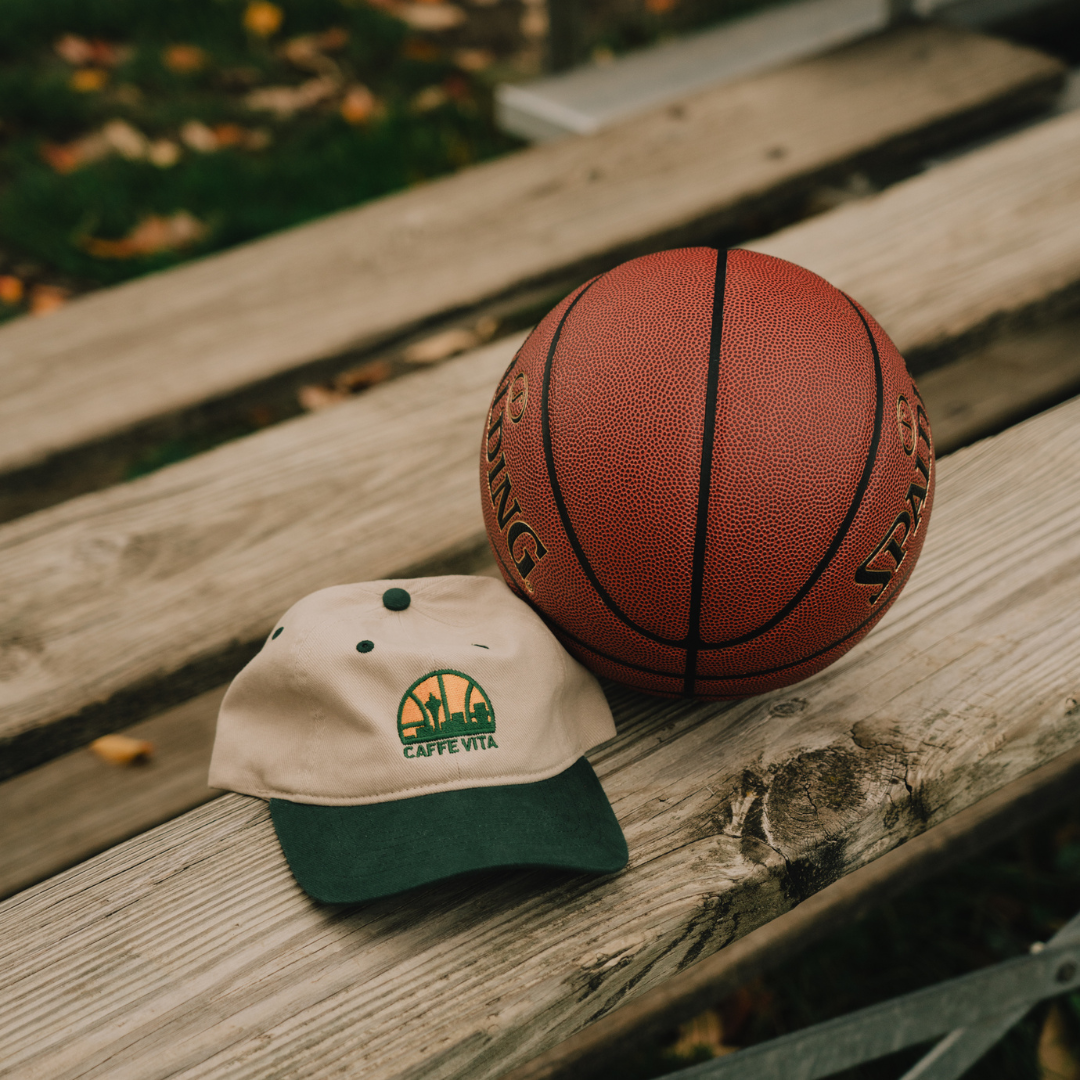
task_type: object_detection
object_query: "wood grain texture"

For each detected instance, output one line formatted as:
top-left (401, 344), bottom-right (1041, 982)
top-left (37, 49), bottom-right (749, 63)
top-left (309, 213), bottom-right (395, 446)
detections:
top-left (749, 106), bottom-right (1080, 364)
top-left (0, 333), bottom-right (525, 778)
top-left (0, 687), bottom-right (224, 900)
top-left (2, 313), bottom-right (1075, 891)
top-left (3, 103), bottom-right (1080, 778)
top-left (507, 739), bottom-right (1080, 1080)
top-left (919, 316), bottom-right (1080, 454)
top-left (3, 394), bottom-right (1080, 1080)
top-left (0, 26), bottom-right (1061, 479)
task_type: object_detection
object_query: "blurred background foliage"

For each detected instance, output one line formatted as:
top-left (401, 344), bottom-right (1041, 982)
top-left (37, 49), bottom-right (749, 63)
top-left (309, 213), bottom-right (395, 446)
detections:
top-left (0, 0), bottom-right (783, 319)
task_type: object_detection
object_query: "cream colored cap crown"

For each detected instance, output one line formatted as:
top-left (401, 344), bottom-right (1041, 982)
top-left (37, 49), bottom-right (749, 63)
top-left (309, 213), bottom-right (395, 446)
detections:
top-left (209, 576), bottom-right (615, 806)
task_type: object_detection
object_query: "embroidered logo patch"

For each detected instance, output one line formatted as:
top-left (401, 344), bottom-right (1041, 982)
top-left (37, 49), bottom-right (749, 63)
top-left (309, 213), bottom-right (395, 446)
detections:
top-left (398, 670), bottom-right (497, 759)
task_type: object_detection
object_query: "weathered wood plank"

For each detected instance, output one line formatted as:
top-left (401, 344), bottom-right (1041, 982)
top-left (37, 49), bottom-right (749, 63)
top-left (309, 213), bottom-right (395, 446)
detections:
top-left (3, 313), bottom-right (1076, 894)
top-left (0, 688), bottom-right (224, 900)
top-left (0, 334), bottom-right (522, 780)
top-left (2, 394), bottom-right (1079, 1080)
top-left (507, 737), bottom-right (1080, 1080)
top-left (3, 105), bottom-right (1080, 780)
top-left (0, 26), bottom-right (1062, 513)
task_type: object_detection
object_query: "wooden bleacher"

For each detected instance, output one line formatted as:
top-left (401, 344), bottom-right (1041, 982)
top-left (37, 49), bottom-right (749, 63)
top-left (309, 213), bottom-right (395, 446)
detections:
top-left (1, 20), bottom-right (1079, 1080)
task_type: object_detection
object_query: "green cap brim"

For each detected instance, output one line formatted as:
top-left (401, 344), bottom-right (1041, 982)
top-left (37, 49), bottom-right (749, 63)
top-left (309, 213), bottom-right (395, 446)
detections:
top-left (270, 756), bottom-right (628, 904)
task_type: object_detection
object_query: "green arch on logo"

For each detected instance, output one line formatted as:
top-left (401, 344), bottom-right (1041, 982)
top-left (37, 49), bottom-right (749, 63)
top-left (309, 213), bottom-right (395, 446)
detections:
top-left (397, 669), bottom-right (495, 745)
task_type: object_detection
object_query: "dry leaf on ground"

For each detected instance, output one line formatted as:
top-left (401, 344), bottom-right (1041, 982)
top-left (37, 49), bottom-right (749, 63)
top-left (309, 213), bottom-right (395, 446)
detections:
top-left (371, 0), bottom-right (467, 31)
top-left (180, 119), bottom-right (218, 152)
top-left (244, 1), bottom-right (284, 37)
top-left (162, 44), bottom-right (208, 73)
top-left (671, 1009), bottom-right (738, 1060)
top-left (281, 34), bottom-right (342, 76)
top-left (454, 48), bottom-right (494, 71)
top-left (70, 68), bottom-right (109, 92)
top-left (334, 359), bottom-right (394, 392)
top-left (340, 84), bottom-right (378, 124)
top-left (55, 35), bottom-right (130, 68)
top-left (90, 734), bottom-right (155, 766)
top-left (245, 76), bottom-right (338, 117)
top-left (1039, 1003), bottom-right (1080, 1080)
top-left (403, 326), bottom-right (480, 364)
top-left (397, 3), bottom-right (467, 30)
top-left (180, 119), bottom-right (269, 151)
top-left (0, 276), bottom-right (25, 305)
top-left (41, 120), bottom-right (152, 171)
top-left (41, 133), bottom-right (109, 173)
top-left (102, 119), bottom-right (150, 160)
top-left (298, 384), bottom-right (348, 410)
top-left (148, 139), bottom-right (182, 167)
top-left (83, 211), bottom-right (207, 259)
top-left (30, 285), bottom-right (70, 315)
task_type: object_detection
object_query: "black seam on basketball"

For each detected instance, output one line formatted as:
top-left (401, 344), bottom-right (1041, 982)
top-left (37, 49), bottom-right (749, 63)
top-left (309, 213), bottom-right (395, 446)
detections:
top-left (488, 541), bottom-right (689, 678)
top-left (684, 248), bottom-right (727, 695)
top-left (542, 271), bottom-right (688, 649)
top-left (695, 556), bottom-right (917, 680)
top-left (695, 289), bottom-right (886, 651)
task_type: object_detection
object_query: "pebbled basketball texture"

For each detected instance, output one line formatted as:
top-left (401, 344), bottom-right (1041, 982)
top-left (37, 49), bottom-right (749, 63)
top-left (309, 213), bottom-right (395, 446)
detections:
top-left (480, 248), bottom-right (934, 699)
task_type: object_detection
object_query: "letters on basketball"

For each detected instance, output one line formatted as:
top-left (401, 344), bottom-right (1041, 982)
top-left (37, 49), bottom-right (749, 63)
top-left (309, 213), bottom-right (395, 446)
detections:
top-left (480, 248), bottom-right (934, 699)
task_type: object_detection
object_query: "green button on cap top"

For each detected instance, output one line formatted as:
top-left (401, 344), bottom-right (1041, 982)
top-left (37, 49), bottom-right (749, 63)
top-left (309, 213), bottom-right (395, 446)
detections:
top-left (382, 587), bottom-right (411, 611)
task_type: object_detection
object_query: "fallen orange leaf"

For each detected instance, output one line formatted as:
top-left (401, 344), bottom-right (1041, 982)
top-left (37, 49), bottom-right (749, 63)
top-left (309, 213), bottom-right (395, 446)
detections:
top-left (41, 142), bottom-right (84, 173)
top-left (0, 276), bottom-right (24, 305)
top-left (30, 285), bottom-right (70, 315)
top-left (341, 85), bottom-right (377, 124)
top-left (212, 123), bottom-right (247, 147)
top-left (84, 212), bottom-right (207, 259)
top-left (90, 734), bottom-right (155, 766)
top-left (70, 67), bottom-right (109, 92)
top-left (163, 43), bottom-right (208, 73)
top-left (1038, 1002), bottom-right (1080, 1080)
top-left (244, 1), bottom-right (284, 37)
top-left (334, 359), bottom-right (393, 392)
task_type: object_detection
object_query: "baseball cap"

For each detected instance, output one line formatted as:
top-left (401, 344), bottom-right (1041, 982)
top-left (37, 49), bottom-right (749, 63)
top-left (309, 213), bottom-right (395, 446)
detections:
top-left (209, 575), bottom-right (628, 903)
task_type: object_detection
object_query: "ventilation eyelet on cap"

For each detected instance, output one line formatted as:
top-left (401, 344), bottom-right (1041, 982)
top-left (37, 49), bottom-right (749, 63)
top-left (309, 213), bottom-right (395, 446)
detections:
top-left (382, 588), bottom-right (410, 611)
top-left (356, 640), bottom-right (374, 653)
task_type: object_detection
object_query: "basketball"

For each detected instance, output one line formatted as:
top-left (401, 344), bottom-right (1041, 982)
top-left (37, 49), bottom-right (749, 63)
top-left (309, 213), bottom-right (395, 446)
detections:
top-left (480, 247), bottom-right (934, 699)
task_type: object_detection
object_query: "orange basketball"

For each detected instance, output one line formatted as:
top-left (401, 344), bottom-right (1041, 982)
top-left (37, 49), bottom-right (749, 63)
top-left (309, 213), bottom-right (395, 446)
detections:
top-left (480, 248), bottom-right (934, 699)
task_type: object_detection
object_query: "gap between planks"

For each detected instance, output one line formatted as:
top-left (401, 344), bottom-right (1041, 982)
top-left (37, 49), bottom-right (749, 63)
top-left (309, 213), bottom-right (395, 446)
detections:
top-left (3, 315), bottom-right (1078, 900)
top-left (2, 106), bottom-right (1079, 781)
top-left (0, 25), bottom-right (1063, 520)
top-left (2, 393), bottom-right (1080, 1080)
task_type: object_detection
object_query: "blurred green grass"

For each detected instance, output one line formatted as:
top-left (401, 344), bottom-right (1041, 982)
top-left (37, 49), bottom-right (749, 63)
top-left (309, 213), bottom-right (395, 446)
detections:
top-left (0, 0), bottom-right (518, 299)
